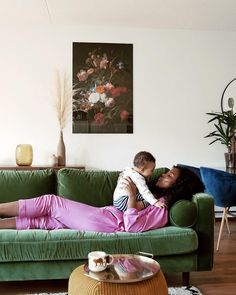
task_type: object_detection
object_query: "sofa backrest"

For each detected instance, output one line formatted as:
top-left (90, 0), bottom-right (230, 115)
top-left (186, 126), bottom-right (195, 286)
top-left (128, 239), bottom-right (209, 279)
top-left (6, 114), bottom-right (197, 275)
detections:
top-left (0, 169), bottom-right (56, 202)
top-left (57, 167), bottom-right (169, 207)
top-left (0, 167), bottom-right (169, 206)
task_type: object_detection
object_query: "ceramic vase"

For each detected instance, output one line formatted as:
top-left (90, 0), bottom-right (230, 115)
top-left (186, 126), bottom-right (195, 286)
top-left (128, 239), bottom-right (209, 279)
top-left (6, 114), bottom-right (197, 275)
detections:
top-left (49, 154), bottom-right (58, 167)
top-left (57, 131), bottom-right (66, 166)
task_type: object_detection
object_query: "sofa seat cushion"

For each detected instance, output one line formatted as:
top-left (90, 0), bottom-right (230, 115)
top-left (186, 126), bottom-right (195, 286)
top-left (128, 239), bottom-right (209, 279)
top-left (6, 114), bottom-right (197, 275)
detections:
top-left (0, 227), bottom-right (198, 262)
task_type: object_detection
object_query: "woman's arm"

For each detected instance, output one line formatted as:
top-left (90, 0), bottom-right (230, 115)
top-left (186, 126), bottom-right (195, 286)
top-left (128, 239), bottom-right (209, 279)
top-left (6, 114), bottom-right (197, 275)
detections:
top-left (121, 178), bottom-right (168, 232)
top-left (123, 204), bottom-right (168, 232)
top-left (120, 177), bottom-right (144, 210)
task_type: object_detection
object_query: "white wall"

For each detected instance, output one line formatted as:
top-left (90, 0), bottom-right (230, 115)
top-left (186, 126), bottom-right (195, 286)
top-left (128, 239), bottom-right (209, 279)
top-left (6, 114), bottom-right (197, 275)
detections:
top-left (0, 24), bottom-right (236, 170)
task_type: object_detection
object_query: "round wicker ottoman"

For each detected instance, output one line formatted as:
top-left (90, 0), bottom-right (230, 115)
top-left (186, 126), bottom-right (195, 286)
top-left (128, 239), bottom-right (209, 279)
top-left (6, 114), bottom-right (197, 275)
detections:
top-left (68, 264), bottom-right (168, 295)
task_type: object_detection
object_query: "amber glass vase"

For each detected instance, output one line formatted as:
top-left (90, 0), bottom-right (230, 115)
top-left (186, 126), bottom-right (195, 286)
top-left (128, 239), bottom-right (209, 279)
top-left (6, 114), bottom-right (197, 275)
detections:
top-left (15, 144), bottom-right (33, 166)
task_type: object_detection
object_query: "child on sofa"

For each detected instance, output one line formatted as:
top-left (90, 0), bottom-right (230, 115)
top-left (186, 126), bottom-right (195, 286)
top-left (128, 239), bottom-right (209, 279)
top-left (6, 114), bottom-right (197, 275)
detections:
top-left (113, 151), bottom-right (165, 212)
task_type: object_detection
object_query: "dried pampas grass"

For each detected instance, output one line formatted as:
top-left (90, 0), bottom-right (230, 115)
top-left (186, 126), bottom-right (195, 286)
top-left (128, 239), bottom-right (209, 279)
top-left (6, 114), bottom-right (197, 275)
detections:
top-left (53, 70), bottom-right (73, 130)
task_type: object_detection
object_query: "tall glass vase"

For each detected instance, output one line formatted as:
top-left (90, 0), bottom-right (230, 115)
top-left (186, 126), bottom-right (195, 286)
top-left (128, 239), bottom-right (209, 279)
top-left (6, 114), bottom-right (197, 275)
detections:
top-left (57, 130), bottom-right (66, 166)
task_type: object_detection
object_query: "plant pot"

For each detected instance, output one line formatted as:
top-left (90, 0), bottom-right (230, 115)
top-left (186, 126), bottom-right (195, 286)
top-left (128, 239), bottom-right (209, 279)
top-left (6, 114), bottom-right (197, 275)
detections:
top-left (224, 152), bottom-right (236, 168)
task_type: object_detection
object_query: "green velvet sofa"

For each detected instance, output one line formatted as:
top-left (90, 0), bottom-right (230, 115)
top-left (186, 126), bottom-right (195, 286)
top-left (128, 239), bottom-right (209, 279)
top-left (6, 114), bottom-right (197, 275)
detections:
top-left (0, 168), bottom-right (214, 284)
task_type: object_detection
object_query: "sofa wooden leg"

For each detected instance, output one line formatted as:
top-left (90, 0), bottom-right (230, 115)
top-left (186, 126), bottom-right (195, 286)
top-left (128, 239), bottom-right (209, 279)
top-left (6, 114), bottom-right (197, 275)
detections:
top-left (182, 272), bottom-right (190, 286)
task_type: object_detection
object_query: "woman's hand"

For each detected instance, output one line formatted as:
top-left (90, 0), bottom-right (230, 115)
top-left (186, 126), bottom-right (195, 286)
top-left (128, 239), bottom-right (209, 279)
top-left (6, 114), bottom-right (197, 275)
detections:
top-left (153, 199), bottom-right (166, 208)
top-left (120, 177), bottom-right (137, 198)
top-left (119, 177), bottom-right (138, 209)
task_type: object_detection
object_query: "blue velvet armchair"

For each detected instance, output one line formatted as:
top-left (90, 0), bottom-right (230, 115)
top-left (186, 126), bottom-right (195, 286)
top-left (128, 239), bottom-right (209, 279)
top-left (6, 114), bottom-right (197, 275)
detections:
top-left (200, 167), bottom-right (236, 250)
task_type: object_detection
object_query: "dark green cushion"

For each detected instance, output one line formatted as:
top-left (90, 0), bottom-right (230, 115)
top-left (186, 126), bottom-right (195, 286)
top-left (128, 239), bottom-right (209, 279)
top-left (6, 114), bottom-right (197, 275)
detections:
top-left (57, 169), bottom-right (120, 206)
top-left (57, 167), bottom-right (169, 207)
top-left (0, 169), bottom-right (56, 202)
top-left (169, 200), bottom-right (197, 227)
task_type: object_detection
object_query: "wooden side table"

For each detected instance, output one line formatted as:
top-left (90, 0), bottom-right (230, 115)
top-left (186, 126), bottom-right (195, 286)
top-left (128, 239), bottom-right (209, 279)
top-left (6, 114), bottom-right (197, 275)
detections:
top-left (68, 264), bottom-right (168, 295)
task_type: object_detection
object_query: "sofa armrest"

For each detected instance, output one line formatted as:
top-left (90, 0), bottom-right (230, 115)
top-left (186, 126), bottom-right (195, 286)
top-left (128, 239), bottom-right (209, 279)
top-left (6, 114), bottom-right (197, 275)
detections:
top-left (192, 193), bottom-right (214, 271)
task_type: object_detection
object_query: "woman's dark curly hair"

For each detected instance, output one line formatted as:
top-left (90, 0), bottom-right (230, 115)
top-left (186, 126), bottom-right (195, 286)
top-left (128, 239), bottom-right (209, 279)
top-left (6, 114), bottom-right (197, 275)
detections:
top-left (148, 166), bottom-right (205, 207)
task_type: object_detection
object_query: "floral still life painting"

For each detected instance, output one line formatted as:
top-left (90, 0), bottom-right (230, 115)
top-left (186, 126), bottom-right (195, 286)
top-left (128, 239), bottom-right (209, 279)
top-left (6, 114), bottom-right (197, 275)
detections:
top-left (72, 42), bottom-right (133, 133)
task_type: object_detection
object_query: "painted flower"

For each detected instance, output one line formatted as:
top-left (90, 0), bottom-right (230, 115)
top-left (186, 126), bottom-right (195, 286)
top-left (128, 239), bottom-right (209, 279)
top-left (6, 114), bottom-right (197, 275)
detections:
top-left (87, 68), bottom-right (94, 75)
top-left (105, 97), bottom-right (115, 108)
top-left (116, 61), bottom-right (125, 70)
top-left (100, 93), bottom-right (108, 103)
top-left (77, 70), bottom-right (88, 81)
top-left (94, 112), bottom-right (105, 125)
top-left (100, 57), bottom-right (109, 69)
top-left (110, 87), bottom-right (127, 98)
top-left (104, 83), bottom-right (114, 91)
top-left (91, 54), bottom-right (101, 68)
top-left (88, 92), bottom-right (100, 103)
top-left (96, 85), bottom-right (105, 94)
top-left (120, 110), bottom-right (130, 121)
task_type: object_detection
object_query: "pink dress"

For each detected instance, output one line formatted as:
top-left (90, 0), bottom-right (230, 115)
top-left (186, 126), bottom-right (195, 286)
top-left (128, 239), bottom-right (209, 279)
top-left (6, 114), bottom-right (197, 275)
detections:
top-left (16, 194), bottom-right (168, 233)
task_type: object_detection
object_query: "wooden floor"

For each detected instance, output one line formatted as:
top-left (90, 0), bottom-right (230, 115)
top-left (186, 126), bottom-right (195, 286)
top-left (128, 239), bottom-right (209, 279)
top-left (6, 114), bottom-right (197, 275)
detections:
top-left (0, 220), bottom-right (236, 295)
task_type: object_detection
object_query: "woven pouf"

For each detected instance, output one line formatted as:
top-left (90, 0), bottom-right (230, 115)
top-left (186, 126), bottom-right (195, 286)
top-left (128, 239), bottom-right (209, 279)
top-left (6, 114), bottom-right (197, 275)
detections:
top-left (68, 264), bottom-right (168, 295)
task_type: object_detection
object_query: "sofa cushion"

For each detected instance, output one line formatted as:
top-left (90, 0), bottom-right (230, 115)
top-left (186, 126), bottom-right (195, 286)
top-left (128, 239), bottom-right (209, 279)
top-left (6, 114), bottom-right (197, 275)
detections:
top-left (57, 169), bottom-right (120, 206)
top-left (0, 169), bottom-right (56, 202)
top-left (0, 227), bottom-right (198, 263)
top-left (169, 200), bottom-right (197, 227)
top-left (200, 166), bottom-right (236, 207)
top-left (57, 168), bottom-right (169, 207)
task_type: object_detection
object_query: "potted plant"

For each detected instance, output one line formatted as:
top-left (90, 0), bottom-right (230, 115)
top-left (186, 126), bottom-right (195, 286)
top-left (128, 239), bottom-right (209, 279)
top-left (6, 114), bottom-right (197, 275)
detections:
top-left (205, 97), bottom-right (236, 168)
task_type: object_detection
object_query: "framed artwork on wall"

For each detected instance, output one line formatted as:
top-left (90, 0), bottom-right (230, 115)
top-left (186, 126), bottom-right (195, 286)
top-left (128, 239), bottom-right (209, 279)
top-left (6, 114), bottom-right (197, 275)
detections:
top-left (72, 42), bottom-right (133, 133)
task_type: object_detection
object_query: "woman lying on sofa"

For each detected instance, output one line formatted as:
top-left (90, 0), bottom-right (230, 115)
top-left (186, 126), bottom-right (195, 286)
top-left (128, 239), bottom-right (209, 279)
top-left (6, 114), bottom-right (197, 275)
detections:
top-left (0, 166), bottom-right (204, 233)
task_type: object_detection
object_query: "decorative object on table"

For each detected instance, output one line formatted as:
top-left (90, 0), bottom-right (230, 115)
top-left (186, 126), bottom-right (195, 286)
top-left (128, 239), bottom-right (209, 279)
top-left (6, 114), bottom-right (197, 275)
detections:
top-left (53, 70), bottom-right (73, 166)
top-left (15, 144), bottom-right (33, 166)
top-left (57, 130), bottom-right (65, 166)
top-left (88, 251), bottom-right (113, 272)
top-left (84, 254), bottom-right (160, 283)
top-left (205, 78), bottom-right (236, 168)
top-left (48, 154), bottom-right (58, 167)
top-left (72, 42), bottom-right (133, 134)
